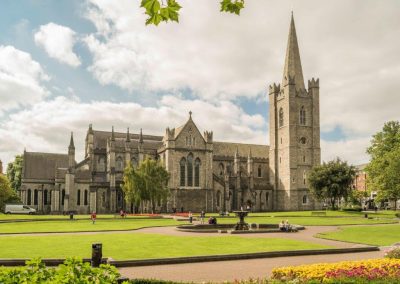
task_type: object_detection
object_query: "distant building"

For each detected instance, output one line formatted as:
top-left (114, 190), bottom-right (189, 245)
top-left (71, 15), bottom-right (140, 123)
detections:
top-left (353, 164), bottom-right (368, 192)
top-left (20, 14), bottom-right (322, 214)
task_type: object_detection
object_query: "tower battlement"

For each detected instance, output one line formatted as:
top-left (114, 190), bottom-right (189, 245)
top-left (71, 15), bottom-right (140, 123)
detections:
top-left (268, 83), bottom-right (281, 95)
top-left (308, 78), bottom-right (320, 89)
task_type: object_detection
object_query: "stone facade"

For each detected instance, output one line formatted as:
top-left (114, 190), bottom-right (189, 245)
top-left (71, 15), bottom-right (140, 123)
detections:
top-left (19, 14), bottom-right (321, 213)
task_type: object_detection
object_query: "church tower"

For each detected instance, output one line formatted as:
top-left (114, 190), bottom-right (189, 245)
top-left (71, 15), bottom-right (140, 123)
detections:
top-left (269, 13), bottom-right (321, 211)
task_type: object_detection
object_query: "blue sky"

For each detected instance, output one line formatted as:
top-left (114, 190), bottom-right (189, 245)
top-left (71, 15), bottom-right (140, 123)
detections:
top-left (1, 0), bottom-right (399, 167)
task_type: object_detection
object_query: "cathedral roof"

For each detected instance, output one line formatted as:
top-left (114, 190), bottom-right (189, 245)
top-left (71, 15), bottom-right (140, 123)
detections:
top-left (92, 130), bottom-right (162, 149)
top-left (282, 13), bottom-right (305, 90)
top-left (213, 142), bottom-right (269, 159)
top-left (23, 152), bottom-right (68, 180)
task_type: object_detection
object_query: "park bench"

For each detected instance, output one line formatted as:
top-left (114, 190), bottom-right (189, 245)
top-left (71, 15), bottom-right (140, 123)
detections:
top-left (311, 211), bottom-right (326, 216)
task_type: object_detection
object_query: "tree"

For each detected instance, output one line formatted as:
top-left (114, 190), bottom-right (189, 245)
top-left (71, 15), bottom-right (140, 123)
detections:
top-left (6, 155), bottom-right (23, 193)
top-left (366, 121), bottom-right (400, 210)
top-left (0, 175), bottom-right (19, 210)
top-left (140, 0), bottom-right (245, 26)
top-left (122, 158), bottom-right (170, 213)
top-left (308, 158), bottom-right (356, 210)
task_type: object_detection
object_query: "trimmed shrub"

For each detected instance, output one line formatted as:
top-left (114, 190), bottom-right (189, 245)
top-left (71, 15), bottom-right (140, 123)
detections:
top-left (385, 247), bottom-right (400, 259)
top-left (0, 258), bottom-right (121, 284)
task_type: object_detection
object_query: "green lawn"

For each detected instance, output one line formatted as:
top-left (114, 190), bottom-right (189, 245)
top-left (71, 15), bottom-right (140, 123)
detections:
top-left (0, 233), bottom-right (331, 260)
top-left (317, 224), bottom-right (400, 246)
top-left (0, 215), bottom-right (396, 234)
top-left (0, 218), bottom-right (181, 234)
top-left (0, 213), bottom-right (154, 220)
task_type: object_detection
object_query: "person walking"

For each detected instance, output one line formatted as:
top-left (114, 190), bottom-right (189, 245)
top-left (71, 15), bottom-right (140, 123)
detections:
top-left (188, 211), bottom-right (193, 223)
top-left (91, 211), bottom-right (97, 224)
top-left (200, 210), bottom-right (205, 224)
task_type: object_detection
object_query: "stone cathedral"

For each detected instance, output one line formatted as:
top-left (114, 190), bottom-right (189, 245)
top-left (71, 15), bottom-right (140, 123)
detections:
top-left (20, 15), bottom-right (321, 214)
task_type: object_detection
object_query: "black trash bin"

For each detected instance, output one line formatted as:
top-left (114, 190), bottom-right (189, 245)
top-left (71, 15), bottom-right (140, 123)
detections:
top-left (91, 243), bottom-right (102, 267)
top-left (69, 212), bottom-right (74, 220)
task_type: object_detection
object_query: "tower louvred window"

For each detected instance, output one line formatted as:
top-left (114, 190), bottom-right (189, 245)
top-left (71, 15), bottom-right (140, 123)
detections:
top-left (300, 106), bottom-right (306, 125)
top-left (279, 108), bottom-right (284, 127)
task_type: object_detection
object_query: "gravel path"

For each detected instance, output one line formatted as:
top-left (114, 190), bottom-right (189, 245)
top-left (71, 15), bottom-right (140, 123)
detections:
top-left (119, 250), bottom-right (385, 283)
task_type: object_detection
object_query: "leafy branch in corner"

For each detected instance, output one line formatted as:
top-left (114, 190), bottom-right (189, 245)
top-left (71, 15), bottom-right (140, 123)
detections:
top-left (140, 0), bottom-right (245, 26)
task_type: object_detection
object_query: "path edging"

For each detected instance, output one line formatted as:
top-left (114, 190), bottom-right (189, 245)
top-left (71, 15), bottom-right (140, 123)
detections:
top-left (0, 247), bottom-right (379, 267)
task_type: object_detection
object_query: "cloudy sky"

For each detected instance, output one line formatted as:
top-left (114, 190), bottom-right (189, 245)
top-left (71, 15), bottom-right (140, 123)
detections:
top-left (0, 0), bottom-right (399, 168)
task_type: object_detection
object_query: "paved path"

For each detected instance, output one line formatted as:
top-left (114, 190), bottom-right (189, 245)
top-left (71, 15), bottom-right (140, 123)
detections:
top-left (119, 250), bottom-right (385, 283)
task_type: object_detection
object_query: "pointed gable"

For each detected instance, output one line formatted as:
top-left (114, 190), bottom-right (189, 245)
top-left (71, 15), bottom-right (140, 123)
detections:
top-left (173, 112), bottom-right (206, 146)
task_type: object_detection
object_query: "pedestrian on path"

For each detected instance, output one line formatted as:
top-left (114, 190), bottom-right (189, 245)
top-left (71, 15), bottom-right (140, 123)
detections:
top-left (91, 211), bottom-right (97, 224)
top-left (200, 211), bottom-right (205, 224)
top-left (189, 211), bottom-right (193, 223)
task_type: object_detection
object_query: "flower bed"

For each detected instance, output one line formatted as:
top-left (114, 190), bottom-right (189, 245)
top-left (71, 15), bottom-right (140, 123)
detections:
top-left (271, 258), bottom-right (400, 283)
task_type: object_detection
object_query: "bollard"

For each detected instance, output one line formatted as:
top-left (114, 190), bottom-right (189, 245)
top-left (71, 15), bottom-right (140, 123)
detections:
top-left (117, 276), bottom-right (129, 284)
top-left (91, 243), bottom-right (102, 267)
top-left (364, 213), bottom-right (368, 218)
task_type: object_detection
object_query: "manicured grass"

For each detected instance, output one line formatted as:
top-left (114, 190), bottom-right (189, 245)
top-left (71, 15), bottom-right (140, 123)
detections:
top-left (317, 224), bottom-right (400, 246)
top-left (0, 218), bottom-right (181, 234)
top-left (217, 216), bottom-right (397, 226)
top-left (0, 213), bottom-right (153, 220)
top-left (0, 233), bottom-right (331, 260)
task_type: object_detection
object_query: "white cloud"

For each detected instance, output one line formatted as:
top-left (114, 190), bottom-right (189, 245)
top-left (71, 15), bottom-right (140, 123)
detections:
top-left (0, 95), bottom-right (267, 166)
top-left (321, 137), bottom-right (371, 166)
top-left (82, 0), bottom-right (400, 140)
top-left (34, 23), bottom-right (81, 67)
top-left (0, 45), bottom-right (49, 113)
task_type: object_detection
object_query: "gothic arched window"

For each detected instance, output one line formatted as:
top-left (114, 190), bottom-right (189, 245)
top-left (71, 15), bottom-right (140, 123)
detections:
top-left (131, 157), bottom-right (138, 168)
top-left (216, 191), bottom-right (221, 207)
top-left (77, 189), bottom-right (81, 206)
top-left (194, 158), bottom-right (200, 187)
top-left (302, 195), bottom-right (308, 204)
top-left (98, 156), bottom-right (105, 172)
top-left (258, 166), bottom-right (262, 178)
top-left (84, 190), bottom-right (88, 206)
top-left (279, 108), bottom-right (284, 127)
top-left (219, 163), bottom-right (224, 176)
top-left (300, 106), bottom-right (306, 125)
top-left (180, 158), bottom-right (186, 186)
top-left (303, 171), bottom-right (307, 185)
top-left (116, 156), bottom-right (124, 171)
top-left (44, 189), bottom-right (48, 205)
top-left (61, 189), bottom-right (65, 206)
top-left (34, 189), bottom-right (38, 205)
top-left (187, 154), bottom-right (193, 187)
top-left (27, 189), bottom-right (32, 205)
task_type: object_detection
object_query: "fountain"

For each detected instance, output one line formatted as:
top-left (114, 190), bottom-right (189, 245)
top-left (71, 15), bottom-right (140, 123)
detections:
top-left (175, 211), bottom-right (305, 234)
top-left (233, 210), bottom-right (249, 230)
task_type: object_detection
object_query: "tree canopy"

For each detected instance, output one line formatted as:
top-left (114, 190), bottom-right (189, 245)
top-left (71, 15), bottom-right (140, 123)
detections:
top-left (122, 158), bottom-right (170, 212)
top-left (140, 0), bottom-right (245, 26)
top-left (366, 121), bottom-right (400, 210)
top-left (308, 158), bottom-right (356, 210)
top-left (6, 155), bottom-right (23, 193)
top-left (0, 174), bottom-right (19, 210)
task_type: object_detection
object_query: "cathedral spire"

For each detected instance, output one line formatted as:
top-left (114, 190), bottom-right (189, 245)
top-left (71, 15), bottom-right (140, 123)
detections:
top-left (139, 128), bottom-right (143, 144)
top-left (69, 132), bottom-right (75, 149)
top-left (126, 127), bottom-right (131, 142)
top-left (282, 13), bottom-right (305, 90)
top-left (111, 126), bottom-right (115, 141)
